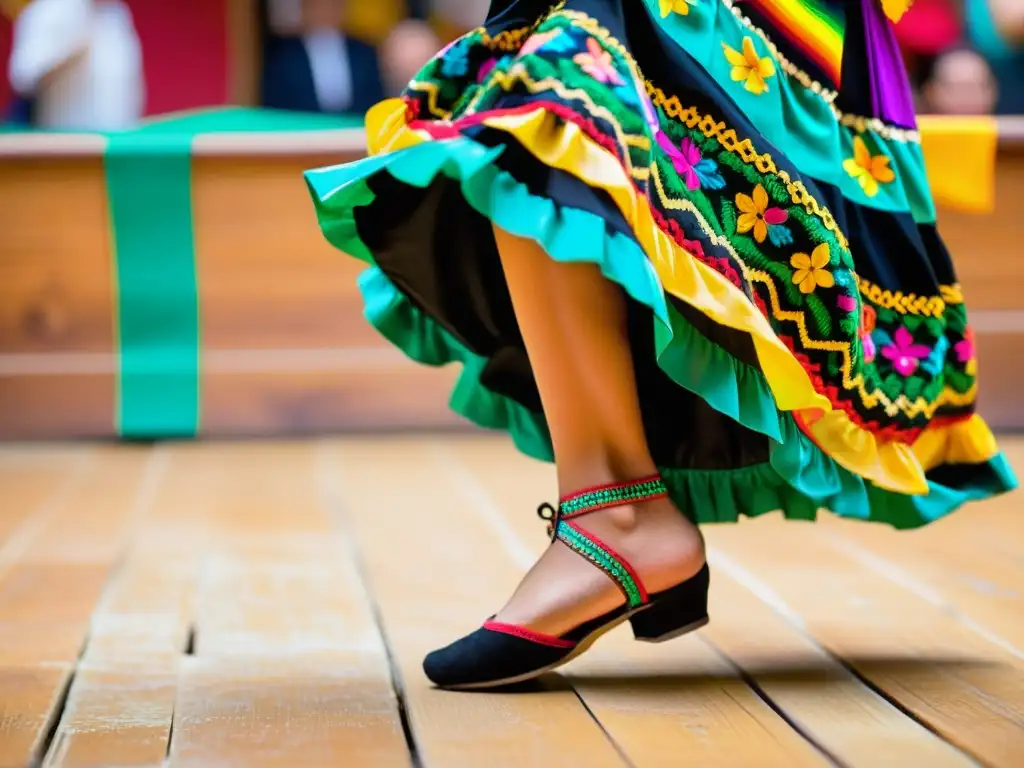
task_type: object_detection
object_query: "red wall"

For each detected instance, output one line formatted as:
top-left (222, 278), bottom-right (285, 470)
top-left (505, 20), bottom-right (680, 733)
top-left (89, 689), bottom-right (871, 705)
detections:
top-left (1, 0), bottom-right (230, 118)
top-left (127, 0), bottom-right (229, 116)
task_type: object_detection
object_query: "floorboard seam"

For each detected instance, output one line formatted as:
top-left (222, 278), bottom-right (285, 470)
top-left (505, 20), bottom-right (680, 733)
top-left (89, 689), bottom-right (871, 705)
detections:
top-left (701, 637), bottom-right (846, 767)
top-left (318, 441), bottom-right (422, 768)
top-left (708, 547), bottom-right (986, 767)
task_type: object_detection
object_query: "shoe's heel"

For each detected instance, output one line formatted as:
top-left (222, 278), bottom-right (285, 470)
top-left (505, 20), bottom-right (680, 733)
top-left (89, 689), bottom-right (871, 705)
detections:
top-left (629, 563), bottom-right (710, 643)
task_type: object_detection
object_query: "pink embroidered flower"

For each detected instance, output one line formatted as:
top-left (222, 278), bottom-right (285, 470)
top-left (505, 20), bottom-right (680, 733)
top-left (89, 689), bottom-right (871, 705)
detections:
top-left (477, 57), bottom-right (498, 83)
top-left (955, 326), bottom-right (975, 363)
top-left (836, 294), bottom-right (857, 313)
top-left (880, 326), bottom-right (931, 377)
top-left (519, 29), bottom-right (560, 57)
top-left (573, 37), bottom-right (624, 85)
top-left (955, 326), bottom-right (977, 375)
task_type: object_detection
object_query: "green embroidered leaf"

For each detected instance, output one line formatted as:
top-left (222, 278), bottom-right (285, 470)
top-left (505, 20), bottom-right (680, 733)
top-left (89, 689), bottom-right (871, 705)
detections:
top-left (804, 293), bottom-right (834, 337)
top-left (719, 199), bottom-right (737, 235)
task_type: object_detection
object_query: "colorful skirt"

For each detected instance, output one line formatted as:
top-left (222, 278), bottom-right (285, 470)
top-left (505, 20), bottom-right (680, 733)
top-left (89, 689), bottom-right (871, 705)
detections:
top-left (305, 0), bottom-right (1017, 528)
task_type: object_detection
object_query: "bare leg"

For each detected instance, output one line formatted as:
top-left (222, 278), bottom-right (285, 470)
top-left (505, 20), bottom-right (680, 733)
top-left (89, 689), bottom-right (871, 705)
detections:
top-left (491, 224), bottom-right (705, 635)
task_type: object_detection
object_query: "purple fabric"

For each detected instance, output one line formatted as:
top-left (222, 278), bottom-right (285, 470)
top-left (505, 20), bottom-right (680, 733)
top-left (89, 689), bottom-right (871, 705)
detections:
top-left (860, 0), bottom-right (918, 126)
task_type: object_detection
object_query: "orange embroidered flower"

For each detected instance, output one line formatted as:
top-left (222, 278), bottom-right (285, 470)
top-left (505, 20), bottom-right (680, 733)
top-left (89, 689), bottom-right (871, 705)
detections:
top-left (722, 37), bottom-right (776, 95)
top-left (843, 137), bottom-right (896, 197)
top-left (659, 0), bottom-right (698, 16)
top-left (790, 244), bottom-right (835, 294)
top-left (573, 37), bottom-right (624, 86)
top-left (735, 184), bottom-right (788, 244)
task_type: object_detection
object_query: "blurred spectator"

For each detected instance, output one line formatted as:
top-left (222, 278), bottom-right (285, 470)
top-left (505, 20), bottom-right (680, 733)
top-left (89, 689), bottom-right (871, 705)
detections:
top-left (261, 0), bottom-right (384, 115)
top-left (6, 0), bottom-right (144, 130)
top-left (921, 46), bottom-right (999, 114)
top-left (379, 19), bottom-right (441, 95)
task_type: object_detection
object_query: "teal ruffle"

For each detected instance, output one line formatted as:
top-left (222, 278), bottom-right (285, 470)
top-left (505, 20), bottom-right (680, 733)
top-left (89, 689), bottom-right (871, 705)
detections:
top-left (305, 136), bottom-right (1016, 529)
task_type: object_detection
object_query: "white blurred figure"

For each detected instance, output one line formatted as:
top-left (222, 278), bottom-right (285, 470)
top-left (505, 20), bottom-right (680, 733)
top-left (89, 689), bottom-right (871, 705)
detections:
top-left (7, 0), bottom-right (144, 130)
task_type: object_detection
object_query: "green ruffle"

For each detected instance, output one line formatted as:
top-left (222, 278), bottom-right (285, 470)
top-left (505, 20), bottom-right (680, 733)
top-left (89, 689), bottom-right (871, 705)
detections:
top-left (305, 136), bottom-right (1016, 529)
top-left (641, 0), bottom-right (936, 224)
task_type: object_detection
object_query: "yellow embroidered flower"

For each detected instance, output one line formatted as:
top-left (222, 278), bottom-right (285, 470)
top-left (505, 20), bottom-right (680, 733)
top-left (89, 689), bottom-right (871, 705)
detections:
top-left (790, 244), bottom-right (835, 294)
top-left (659, 0), bottom-right (698, 16)
top-left (843, 136), bottom-right (896, 197)
top-left (735, 184), bottom-right (787, 244)
top-left (722, 37), bottom-right (776, 95)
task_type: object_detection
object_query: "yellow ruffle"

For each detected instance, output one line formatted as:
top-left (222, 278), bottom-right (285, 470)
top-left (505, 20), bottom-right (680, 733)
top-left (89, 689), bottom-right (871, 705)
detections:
top-left (363, 98), bottom-right (1000, 494)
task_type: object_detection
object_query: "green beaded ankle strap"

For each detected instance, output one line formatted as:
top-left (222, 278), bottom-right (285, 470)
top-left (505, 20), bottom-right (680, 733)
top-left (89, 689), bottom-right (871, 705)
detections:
top-left (559, 475), bottom-right (668, 519)
top-left (535, 475), bottom-right (669, 610)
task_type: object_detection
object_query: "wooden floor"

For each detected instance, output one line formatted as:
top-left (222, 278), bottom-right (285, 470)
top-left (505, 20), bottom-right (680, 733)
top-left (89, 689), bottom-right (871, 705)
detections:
top-left (0, 437), bottom-right (1022, 767)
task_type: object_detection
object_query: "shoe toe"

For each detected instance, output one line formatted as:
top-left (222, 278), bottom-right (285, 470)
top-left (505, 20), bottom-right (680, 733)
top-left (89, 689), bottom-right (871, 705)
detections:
top-left (422, 627), bottom-right (573, 689)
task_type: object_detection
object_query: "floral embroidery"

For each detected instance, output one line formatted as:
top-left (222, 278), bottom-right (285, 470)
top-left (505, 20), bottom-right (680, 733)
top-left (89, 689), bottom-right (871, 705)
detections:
top-left (409, 12), bottom-right (980, 435)
top-left (722, 37), bottom-right (776, 95)
top-left (843, 137), bottom-right (896, 197)
top-left (440, 39), bottom-right (471, 78)
top-left (736, 184), bottom-right (789, 244)
top-left (956, 327), bottom-right (977, 376)
top-left (836, 295), bottom-right (857, 313)
top-left (659, 0), bottom-right (698, 16)
top-left (519, 28), bottom-right (568, 58)
top-left (574, 37), bottom-right (624, 85)
top-left (790, 244), bottom-right (835, 294)
top-left (881, 327), bottom-right (931, 377)
top-left (658, 135), bottom-right (726, 191)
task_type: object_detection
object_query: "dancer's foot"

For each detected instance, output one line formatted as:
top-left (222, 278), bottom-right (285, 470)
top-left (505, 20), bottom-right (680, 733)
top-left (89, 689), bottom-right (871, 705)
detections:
top-left (493, 494), bottom-right (705, 637)
top-left (422, 475), bottom-right (710, 690)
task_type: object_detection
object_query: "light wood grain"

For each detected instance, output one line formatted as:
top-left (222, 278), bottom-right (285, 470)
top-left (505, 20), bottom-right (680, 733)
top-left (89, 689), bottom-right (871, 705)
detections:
top-left (0, 448), bottom-right (152, 766)
top-left (705, 520), bottom-right (1024, 766)
top-left (1, 436), bottom-right (1021, 766)
top-left (166, 442), bottom-right (409, 767)
top-left (701, 574), bottom-right (972, 767)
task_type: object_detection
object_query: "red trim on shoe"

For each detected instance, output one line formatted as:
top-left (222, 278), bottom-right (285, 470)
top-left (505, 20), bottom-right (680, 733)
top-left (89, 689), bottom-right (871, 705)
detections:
top-left (565, 521), bottom-right (650, 605)
top-left (482, 621), bottom-right (577, 649)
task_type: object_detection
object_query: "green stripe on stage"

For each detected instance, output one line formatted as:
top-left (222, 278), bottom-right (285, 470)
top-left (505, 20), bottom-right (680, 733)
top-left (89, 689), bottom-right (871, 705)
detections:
top-left (100, 108), bottom-right (364, 438)
top-left (106, 132), bottom-right (200, 438)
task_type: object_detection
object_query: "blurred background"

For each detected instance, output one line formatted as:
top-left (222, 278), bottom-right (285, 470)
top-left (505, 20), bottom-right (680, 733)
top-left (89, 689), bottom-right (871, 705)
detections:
top-left (0, 0), bottom-right (1022, 442)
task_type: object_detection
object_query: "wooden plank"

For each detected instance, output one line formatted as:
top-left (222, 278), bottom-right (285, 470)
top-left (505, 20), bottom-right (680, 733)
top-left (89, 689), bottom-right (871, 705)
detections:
top-left (326, 438), bottom-right (630, 768)
top-left (0, 448), bottom-right (153, 767)
top-left (701, 573), bottom-right (972, 766)
top-left (0, 158), bottom-right (113, 354)
top-left (706, 519), bottom-right (1024, 766)
top-left (190, 154), bottom-right (370, 352)
top-left (441, 438), bottom-right (831, 767)
top-left (200, 365), bottom-right (463, 435)
top-left (938, 145), bottom-right (1024, 310)
top-left (0, 665), bottom-right (74, 768)
top-left (814, 440), bottom-right (1024, 662)
top-left (167, 442), bottom-right (410, 767)
top-left (0, 374), bottom-right (114, 439)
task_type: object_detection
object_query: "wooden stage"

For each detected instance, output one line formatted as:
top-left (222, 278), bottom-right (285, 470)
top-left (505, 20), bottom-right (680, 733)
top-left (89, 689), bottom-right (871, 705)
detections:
top-left (0, 435), bottom-right (1021, 767)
